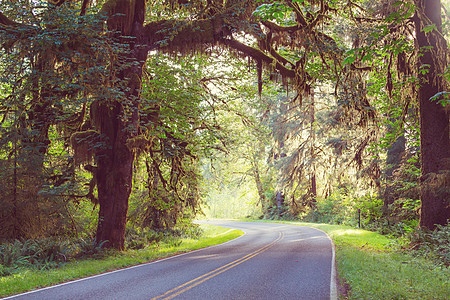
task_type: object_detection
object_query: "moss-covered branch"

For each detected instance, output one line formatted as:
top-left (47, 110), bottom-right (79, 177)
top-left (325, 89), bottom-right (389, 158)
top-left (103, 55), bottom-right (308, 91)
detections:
top-left (220, 38), bottom-right (296, 78)
top-left (262, 20), bottom-right (302, 32)
top-left (0, 11), bottom-right (19, 27)
top-left (143, 17), bottom-right (224, 52)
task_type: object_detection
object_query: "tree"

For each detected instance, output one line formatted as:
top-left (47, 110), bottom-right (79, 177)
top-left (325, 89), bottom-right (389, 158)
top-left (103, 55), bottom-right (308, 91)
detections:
top-left (337, 0), bottom-right (449, 229)
top-left (0, 1), bottom-right (113, 240)
top-left (413, 0), bottom-right (450, 229)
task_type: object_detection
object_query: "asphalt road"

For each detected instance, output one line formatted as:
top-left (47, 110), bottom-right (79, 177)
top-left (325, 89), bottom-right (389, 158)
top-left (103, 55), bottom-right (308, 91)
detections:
top-left (4, 220), bottom-right (337, 300)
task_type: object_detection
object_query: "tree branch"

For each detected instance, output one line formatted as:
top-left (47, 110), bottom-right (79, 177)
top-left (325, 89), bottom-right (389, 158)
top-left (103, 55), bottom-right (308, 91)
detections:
top-left (262, 20), bottom-right (302, 32)
top-left (143, 17), bottom-right (224, 51)
top-left (220, 38), bottom-right (296, 78)
top-left (0, 11), bottom-right (18, 27)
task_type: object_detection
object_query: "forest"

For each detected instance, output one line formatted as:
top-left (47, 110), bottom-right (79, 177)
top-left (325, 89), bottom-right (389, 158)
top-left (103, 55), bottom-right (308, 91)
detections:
top-left (0, 0), bottom-right (449, 287)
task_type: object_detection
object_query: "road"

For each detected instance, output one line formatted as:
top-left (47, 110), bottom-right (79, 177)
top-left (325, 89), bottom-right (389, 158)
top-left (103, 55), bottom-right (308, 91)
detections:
top-left (4, 220), bottom-right (337, 300)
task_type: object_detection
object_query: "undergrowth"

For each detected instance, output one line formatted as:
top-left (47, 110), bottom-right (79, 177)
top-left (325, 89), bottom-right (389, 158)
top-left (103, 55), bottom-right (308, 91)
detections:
top-left (0, 222), bottom-right (204, 278)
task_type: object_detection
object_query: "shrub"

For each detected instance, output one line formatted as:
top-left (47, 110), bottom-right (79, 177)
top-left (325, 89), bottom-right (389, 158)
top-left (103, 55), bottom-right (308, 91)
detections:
top-left (125, 228), bottom-right (164, 250)
top-left (301, 191), bottom-right (385, 229)
top-left (301, 190), bottom-right (356, 225)
top-left (0, 238), bottom-right (69, 276)
top-left (73, 237), bottom-right (108, 258)
top-left (263, 204), bottom-right (296, 220)
top-left (408, 223), bottom-right (450, 266)
top-left (124, 221), bottom-right (202, 250)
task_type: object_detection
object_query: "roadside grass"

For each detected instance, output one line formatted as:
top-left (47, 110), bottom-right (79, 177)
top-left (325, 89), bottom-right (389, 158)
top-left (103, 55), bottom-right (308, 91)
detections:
top-left (247, 220), bottom-right (449, 300)
top-left (0, 225), bottom-right (243, 298)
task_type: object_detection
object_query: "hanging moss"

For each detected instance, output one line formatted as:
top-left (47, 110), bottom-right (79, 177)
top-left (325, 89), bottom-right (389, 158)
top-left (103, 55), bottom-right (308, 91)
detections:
top-left (70, 130), bottom-right (100, 165)
top-left (126, 134), bottom-right (153, 153)
top-left (144, 18), bottom-right (221, 53)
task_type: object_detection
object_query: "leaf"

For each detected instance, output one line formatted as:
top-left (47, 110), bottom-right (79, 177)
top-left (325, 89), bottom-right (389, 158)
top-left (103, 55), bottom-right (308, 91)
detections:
top-left (252, 2), bottom-right (289, 21)
top-left (343, 49), bottom-right (356, 65)
top-left (422, 24), bottom-right (437, 34)
top-left (429, 91), bottom-right (450, 107)
top-left (418, 64), bottom-right (430, 75)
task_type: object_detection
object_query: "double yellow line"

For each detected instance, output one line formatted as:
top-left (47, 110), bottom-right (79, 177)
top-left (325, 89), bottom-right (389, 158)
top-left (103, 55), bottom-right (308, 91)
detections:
top-left (152, 232), bottom-right (283, 300)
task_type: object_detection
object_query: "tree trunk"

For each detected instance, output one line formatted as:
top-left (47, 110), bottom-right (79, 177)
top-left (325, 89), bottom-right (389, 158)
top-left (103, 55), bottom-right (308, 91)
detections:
top-left (94, 0), bottom-right (147, 249)
top-left (310, 90), bottom-right (317, 206)
top-left (251, 156), bottom-right (266, 208)
top-left (414, 0), bottom-right (450, 229)
top-left (382, 132), bottom-right (406, 214)
top-left (276, 191), bottom-right (284, 216)
top-left (94, 101), bottom-right (134, 250)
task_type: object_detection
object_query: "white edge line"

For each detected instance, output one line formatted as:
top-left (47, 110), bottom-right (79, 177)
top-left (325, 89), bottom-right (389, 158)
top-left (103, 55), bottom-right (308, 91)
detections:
top-left (299, 225), bottom-right (338, 300)
top-left (1, 228), bottom-right (246, 300)
top-left (210, 221), bottom-right (338, 300)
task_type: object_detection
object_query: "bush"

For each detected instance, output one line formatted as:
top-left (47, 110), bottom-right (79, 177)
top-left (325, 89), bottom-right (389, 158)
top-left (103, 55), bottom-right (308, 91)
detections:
top-left (408, 223), bottom-right (450, 266)
top-left (301, 190), bottom-right (356, 225)
top-left (0, 238), bottom-right (69, 276)
top-left (301, 191), bottom-right (385, 229)
top-left (125, 228), bottom-right (164, 250)
top-left (73, 237), bottom-right (108, 258)
top-left (263, 204), bottom-right (296, 221)
top-left (125, 221), bottom-right (203, 250)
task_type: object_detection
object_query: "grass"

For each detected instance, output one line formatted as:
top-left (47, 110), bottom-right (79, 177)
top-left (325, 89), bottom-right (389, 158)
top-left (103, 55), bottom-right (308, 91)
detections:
top-left (0, 224), bottom-right (243, 298)
top-left (248, 220), bottom-right (450, 300)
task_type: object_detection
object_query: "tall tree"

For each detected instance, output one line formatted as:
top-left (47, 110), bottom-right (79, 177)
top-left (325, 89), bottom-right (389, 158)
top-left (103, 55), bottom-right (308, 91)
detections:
top-left (414, 0), bottom-right (450, 229)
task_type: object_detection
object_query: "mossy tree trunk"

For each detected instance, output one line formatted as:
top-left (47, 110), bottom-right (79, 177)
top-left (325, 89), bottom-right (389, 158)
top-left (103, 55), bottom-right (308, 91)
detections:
top-left (414, 0), bottom-right (450, 229)
top-left (94, 0), bottom-right (147, 250)
top-left (251, 156), bottom-right (266, 210)
top-left (309, 90), bottom-right (317, 207)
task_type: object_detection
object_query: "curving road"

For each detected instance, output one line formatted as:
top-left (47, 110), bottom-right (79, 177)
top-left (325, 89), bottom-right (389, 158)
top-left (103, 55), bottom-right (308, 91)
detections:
top-left (4, 220), bottom-right (337, 300)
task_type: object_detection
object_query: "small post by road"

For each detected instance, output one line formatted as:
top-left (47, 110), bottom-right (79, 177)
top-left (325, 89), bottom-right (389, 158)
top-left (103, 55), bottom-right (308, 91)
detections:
top-left (358, 209), bottom-right (361, 228)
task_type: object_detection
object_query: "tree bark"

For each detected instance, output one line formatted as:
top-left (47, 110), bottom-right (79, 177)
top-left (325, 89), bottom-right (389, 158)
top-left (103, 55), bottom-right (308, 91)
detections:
top-left (95, 103), bottom-right (134, 249)
top-left (414, 0), bottom-right (450, 229)
top-left (310, 90), bottom-right (317, 206)
top-left (94, 0), bottom-right (147, 250)
top-left (251, 156), bottom-right (266, 209)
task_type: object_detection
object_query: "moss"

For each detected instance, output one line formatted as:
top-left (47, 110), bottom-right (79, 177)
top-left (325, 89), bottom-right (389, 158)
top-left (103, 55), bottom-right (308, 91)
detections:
top-left (70, 130), bottom-right (100, 165)
top-left (126, 134), bottom-right (152, 153)
top-left (144, 18), bottom-right (218, 53)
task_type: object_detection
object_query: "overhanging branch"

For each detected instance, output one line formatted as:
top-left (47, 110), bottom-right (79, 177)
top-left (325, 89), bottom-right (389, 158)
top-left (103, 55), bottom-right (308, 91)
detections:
top-left (0, 11), bottom-right (18, 27)
top-left (143, 17), bottom-right (224, 51)
top-left (220, 38), bottom-right (296, 78)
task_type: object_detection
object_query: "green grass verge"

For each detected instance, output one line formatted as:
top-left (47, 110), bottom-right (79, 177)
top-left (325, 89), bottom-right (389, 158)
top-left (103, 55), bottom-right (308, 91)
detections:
top-left (247, 220), bottom-right (449, 300)
top-left (0, 224), bottom-right (243, 298)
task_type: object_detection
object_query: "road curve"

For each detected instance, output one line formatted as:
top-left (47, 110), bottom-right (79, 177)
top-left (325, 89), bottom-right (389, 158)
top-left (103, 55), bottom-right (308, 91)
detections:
top-left (4, 220), bottom-right (337, 300)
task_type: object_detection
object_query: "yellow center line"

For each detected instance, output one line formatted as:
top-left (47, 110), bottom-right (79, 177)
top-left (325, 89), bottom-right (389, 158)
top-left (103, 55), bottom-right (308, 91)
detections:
top-left (151, 232), bottom-right (283, 300)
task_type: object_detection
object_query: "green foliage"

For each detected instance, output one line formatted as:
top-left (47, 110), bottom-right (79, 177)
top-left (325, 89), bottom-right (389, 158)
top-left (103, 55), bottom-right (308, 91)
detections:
top-left (253, 2), bottom-right (293, 22)
top-left (262, 203), bottom-right (296, 221)
top-left (73, 238), bottom-right (107, 259)
top-left (0, 238), bottom-right (69, 276)
top-left (408, 223), bottom-right (450, 266)
top-left (125, 228), bottom-right (164, 250)
top-left (430, 91), bottom-right (450, 107)
top-left (301, 191), bottom-right (385, 229)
